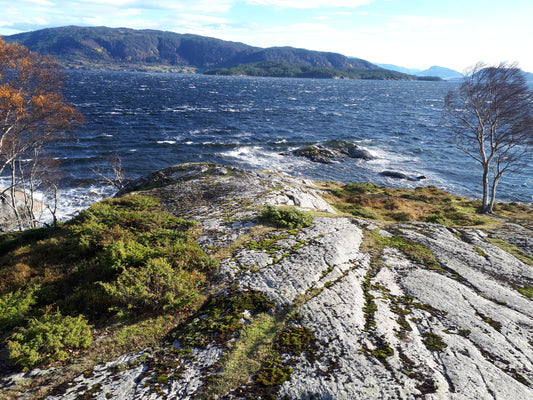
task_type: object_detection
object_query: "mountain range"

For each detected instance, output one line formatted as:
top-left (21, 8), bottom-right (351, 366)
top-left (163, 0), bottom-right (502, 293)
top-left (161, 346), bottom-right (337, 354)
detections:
top-left (3, 26), bottom-right (430, 80)
top-left (376, 64), bottom-right (463, 80)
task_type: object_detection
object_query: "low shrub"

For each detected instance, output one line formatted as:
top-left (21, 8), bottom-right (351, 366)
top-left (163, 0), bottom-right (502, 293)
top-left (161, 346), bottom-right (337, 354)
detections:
top-left (260, 206), bottom-right (313, 229)
top-left (7, 310), bottom-right (93, 370)
top-left (100, 258), bottom-right (205, 312)
top-left (0, 286), bottom-right (37, 332)
top-left (343, 182), bottom-right (379, 195)
top-left (389, 211), bottom-right (413, 222)
top-left (0, 193), bottom-right (217, 370)
top-left (425, 214), bottom-right (447, 225)
top-left (337, 204), bottom-right (378, 220)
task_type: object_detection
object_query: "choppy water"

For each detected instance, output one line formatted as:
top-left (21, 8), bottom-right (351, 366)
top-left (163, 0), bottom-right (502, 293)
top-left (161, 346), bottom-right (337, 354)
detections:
top-left (16, 70), bottom-right (533, 220)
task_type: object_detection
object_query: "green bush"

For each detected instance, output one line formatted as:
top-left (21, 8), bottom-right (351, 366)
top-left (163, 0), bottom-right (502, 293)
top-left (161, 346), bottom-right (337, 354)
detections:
top-left (260, 206), bottom-right (313, 229)
top-left (339, 204), bottom-right (378, 220)
top-left (8, 310), bottom-right (93, 370)
top-left (425, 214), bottom-right (447, 224)
top-left (0, 286), bottom-right (37, 332)
top-left (389, 211), bottom-right (413, 222)
top-left (100, 258), bottom-right (205, 312)
top-left (343, 182), bottom-right (379, 194)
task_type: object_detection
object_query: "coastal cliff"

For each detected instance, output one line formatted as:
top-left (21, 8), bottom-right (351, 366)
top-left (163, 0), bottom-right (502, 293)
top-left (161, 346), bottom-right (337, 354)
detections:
top-left (1, 163), bottom-right (532, 399)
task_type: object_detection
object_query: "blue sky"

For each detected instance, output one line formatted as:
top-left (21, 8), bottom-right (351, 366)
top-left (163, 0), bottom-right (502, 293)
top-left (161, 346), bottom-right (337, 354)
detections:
top-left (1, 0), bottom-right (532, 72)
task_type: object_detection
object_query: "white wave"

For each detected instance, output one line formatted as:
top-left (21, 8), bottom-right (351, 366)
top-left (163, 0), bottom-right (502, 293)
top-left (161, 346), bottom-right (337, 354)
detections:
top-left (219, 146), bottom-right (309, 173)
top-left (54, 185), bottom-right (115, 221)
top-left (0, 183), bottom-right (115, 227)
top-left (157, 140), bottom-right (177, 145)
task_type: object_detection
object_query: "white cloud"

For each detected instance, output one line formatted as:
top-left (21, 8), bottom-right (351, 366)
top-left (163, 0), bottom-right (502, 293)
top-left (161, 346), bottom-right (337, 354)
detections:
top-left (389, 15), bottom-right (464, 29)
top-left (176, 13), bottom-right (228, 25)
top-left (77, 0), bottom-right (135, 5)
top-left (245, 0), bottom-right (373, 9)
top-left (19, 0), bottom-right (53, 5)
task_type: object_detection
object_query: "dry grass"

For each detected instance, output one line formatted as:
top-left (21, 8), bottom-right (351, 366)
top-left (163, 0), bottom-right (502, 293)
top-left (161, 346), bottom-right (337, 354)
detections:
top-left (323, 183), bottom-right (532, 228)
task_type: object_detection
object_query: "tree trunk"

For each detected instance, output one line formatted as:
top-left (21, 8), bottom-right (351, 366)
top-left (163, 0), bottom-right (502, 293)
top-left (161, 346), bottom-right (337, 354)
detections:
top-left (9, 161), bottom-right (24, 231)
top-left (481, 164), bottom-right (491, 213)
top-left (488, 174), bottom-right (502, 214)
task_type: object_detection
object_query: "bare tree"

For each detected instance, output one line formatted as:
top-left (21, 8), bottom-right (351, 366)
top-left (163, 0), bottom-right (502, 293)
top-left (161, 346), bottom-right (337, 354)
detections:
top-left (91, 153), bottom-right (127, 191)
top-left (443, 62), bottom-right (533, 213)
top-left (0, 38), bottom-right (83, 229)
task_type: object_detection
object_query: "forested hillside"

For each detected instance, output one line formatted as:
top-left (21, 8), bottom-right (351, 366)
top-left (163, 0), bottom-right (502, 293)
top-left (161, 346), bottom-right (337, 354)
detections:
top-left (4, 26), bottom-right (419, 79)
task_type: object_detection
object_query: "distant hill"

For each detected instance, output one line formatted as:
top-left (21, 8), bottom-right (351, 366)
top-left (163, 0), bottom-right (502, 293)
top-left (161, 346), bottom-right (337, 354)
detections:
top-left (205, 60), bottom-right (433, 80)
top-left (3, 26), bottom-right (389, 76)
top-left (376, 64), bottom-right (422, 75)
top-left (377, 63), bottom-right (462, 80)
top-left (417, 66), bottom-right (463, 80)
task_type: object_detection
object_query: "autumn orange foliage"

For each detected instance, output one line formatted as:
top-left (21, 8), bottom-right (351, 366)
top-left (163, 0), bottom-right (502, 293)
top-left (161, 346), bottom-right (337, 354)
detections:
top-left (0, 37), bottom-right (83, 175)
top-left (0, 38), bottom-right (84, 229)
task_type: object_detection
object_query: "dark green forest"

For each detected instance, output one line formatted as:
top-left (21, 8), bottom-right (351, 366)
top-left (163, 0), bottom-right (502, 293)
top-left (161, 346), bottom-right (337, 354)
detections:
top-left (206, 60), bottom-right (441, 80)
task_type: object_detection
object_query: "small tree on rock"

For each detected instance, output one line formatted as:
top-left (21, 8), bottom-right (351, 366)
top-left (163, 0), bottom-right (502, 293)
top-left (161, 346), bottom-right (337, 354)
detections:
top-left (443, 62), bottom-right (533, 213)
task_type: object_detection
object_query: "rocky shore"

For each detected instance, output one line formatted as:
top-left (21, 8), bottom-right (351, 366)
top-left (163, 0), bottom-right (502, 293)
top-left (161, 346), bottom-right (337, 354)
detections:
top-left (2, 163), bottom-right (532, 399)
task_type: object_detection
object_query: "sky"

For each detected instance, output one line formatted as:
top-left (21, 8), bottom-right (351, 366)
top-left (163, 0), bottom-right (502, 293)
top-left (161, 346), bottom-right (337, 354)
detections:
top-left (1, 0), bottom-right (532, 73)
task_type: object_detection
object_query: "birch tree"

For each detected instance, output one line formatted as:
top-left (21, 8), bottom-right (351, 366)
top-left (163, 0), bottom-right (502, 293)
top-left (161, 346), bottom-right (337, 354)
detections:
top-left (0, 38), bottom-right (83, 229)
top-left (443, 62), bottom-right (533, 213)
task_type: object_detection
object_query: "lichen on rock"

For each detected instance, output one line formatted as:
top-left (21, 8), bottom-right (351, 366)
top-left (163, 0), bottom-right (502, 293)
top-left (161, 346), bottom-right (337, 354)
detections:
top-left (2, 163), bottom-right (531, 400)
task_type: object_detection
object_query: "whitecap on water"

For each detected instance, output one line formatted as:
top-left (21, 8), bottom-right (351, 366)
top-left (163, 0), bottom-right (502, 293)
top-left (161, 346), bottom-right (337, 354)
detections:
top-left (219, 146), bottom-right (310, 173)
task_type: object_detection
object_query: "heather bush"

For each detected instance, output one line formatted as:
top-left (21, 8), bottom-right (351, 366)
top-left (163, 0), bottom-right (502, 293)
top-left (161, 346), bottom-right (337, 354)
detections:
top-left (0, 286), bottom-right (37, 332)
top-left (100, 258), bottom-right (205, 312)
top-left (260, 206), bottom-right (313, 229)
top-left (7, 310), bottom-right (92, 370)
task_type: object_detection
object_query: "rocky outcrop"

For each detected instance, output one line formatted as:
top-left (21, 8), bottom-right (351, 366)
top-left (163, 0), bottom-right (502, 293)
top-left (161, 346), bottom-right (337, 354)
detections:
top-left (291, 140), bottom-right (374, 164)
top-left (0, 189), bottom-right (42, 232)
top-left (3, 163), bottom-right (531, 399)
top-left (380, 170), bottom-right (427, 181)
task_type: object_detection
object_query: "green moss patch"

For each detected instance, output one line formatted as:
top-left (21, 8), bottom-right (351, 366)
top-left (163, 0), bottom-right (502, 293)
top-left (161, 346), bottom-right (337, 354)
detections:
top-left (517, 286), bottom-right (533, 298)
top-left (171, 290), bottom-right (275, 348)
top-left (422, 332), bottom-right (448, 352)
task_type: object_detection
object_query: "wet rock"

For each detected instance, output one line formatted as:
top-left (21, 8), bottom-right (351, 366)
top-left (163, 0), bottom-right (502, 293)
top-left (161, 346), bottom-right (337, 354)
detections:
top-left (292, 141), bottom-right (374, 163)
top-left (0, 189), bottom-right (42, 232)
top-left (349, 147), bottom-right (374, 160)
top-left (293, 145), bottom-right (340, 164)
top-left (327, 139), bottom-right (374, 160)
top-left (380, 170), bottom-right (426, 181)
